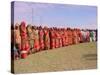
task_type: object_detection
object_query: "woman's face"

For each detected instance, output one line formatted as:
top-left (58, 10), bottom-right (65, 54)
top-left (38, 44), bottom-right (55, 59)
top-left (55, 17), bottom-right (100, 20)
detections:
top-left (27, 27), bottom-right (32, 32)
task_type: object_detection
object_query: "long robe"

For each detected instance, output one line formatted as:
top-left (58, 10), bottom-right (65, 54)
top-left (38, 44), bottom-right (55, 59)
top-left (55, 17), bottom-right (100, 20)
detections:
top-left (44, 29), bottom-right (50, 50)
top-left (20, 22), bottom-right (30, 58)
top-left (65, 30), bottom-right (68, 46)
top-left (39, 29), bottom-right (44, 50)
top-left (27, 27), bottom-right (34, 50)
top-left (59, 31), bottom-right (63, 47)
top-left (62, 31), bottom-right (66, 46)
top-left (73, 30), bottom-right (78, 44)
top-left (33, 29), bottom-right (40, 51)
top-left (55, 31), bottom-right (59, 48)
top-left (50, 30), bottom-right (55, 49)
top-left (14, 29), bottom-right (21, 50)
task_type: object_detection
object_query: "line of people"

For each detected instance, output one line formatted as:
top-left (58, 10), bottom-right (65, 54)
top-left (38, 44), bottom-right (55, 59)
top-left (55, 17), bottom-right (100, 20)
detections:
top-left (11, 21), bottom-right (97, 60)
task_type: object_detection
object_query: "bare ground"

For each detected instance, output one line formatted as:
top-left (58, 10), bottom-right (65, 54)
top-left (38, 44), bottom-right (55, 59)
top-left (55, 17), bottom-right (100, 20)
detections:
top-left (13, 42), bottom-right (97, 74)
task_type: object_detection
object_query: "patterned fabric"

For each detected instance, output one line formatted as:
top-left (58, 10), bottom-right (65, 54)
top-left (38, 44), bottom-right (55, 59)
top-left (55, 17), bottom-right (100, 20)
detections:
top-left (44, 29), bottom-right (50, 49)
top-left (20, 22), bottom-right (29, 58)
top-left (33, 29), bottom-right (40, 51)
top-left (12, 21), bottom-right (97, 59)
top-left (39, 29), bottom-right (44, 50)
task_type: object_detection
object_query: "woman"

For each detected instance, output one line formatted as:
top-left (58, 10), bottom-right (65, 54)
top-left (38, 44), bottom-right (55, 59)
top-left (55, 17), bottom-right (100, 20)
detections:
top-left (44, 26), bottom-right (50, 50)
top-left (14, 23), bottom-right (21, 59)
top-left (27, 25), bottom-right (34, 54)
top-left (50, 28), bottom-right (55, 49)
top-left (59, 29), bottom-right (63, 47)
top-left (55, 28), bottom-right (59, 48)
top-left (32, 26), bottom-right (40, 52)
top-left (20, 21), bottom-right (30, 59)
top-left (65, 29), bottom-right (68, 46)
top-left (39, 26), bottom-right (44, 51)
top-left (73, 29), bottom-right (78, 44)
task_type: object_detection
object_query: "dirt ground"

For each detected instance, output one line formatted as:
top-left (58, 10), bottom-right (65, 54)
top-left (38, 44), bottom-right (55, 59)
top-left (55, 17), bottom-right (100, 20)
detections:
top-left (13, 42), bottom-right (97, 74)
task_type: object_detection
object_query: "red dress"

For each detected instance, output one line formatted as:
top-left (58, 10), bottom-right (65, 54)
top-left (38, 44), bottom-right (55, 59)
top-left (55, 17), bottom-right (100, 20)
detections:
top-left (57, 32), bottom-right (60, 48)
top-left (62, 31), bottom-right (66, 46)
top-left (59, 32), bottom-right (62, 47)
top-left (44, 29), bottom-right (50, 49)
top-left (33, 29), bottom-right (40, 52)
top-left (20, 21), bottom-right (29, 59)
top-left (39, 29), bottom-right (44, 50)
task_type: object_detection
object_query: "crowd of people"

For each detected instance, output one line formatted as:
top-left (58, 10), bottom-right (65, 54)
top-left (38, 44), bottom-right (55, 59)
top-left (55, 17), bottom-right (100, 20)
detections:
top-left (11, 21), bottom-right (97, 60)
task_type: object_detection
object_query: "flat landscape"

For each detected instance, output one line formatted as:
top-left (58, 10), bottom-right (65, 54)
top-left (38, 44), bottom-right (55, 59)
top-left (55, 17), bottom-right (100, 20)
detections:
top-left (14, 42), bottom-right (97, 74)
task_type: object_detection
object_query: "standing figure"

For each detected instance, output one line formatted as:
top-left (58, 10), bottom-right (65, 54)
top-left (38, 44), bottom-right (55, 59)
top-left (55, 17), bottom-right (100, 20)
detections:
top-left (32, 26), bottom-right (40, 52)
top-left (11, 25), bottom-right (16, 60)
top-left (62, 29), bottom-right (66, 46)
top-left (81, 30), bottom-right (86, 42)
top-left (39, 26), bottom-right (44, 50)
top-left (95, 30), bottom-right (97, 41)
top-left (86, 30), bottom-right (90, 42)
top-left (50, 28), bottom-right (55, 49)
top-left (65, 29), bottom-right (68, 46)
top-left (27, 25), bottom-right (34, 54)
top-left (14, 23), bottom-right (21, 59)
top-left (57, 29), bottom-right (61, 48)
top-left (44, 26), bottom-right (50, 50)
top-left (90, 30), bottom-right (94, 42)
top-left (78, 29), bottom-right (83, 43)
top-left (20, 21), bottom-right (30, 59)
top-left (55, 29), bottom-right (59, 48)
top-left (76, 29), bottom-right (80, 44)
top-left (93, 30), bottom-right (96, 42)
top-left (59, 29), bottom-right (63, 47)
top-left (68, 28), bottom-right (73, 45)
top-left (73, 29), bottom-right (77, 44)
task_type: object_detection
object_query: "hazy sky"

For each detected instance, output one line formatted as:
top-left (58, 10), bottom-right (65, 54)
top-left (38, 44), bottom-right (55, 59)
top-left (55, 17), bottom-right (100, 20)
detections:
top-left (13, 1), bottom-right (97, 29)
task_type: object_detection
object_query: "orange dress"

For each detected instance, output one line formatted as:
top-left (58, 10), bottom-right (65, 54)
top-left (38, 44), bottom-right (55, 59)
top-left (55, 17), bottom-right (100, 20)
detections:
top-left (73, 30), bottom-right (78, 44)
top-left (50, 30), bottom-right (55, 49)
top-left (44, 29), bottom-right (50, 50)
top-left (55, 31), bottom-right (59, 48)
top-left (70, 30), bottom-right (73, 45)
top-left (65, 30), bottom-right (68, 46)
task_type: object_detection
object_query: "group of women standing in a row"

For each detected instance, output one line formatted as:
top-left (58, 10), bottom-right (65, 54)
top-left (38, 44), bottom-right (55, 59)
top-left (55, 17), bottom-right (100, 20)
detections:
top-left (11, 21), bottom-right (97, 60)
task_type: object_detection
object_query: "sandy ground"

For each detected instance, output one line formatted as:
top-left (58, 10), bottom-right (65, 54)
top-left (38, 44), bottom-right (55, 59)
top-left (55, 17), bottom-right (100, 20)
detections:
top-left (13, 42), bottom-right (97, 74)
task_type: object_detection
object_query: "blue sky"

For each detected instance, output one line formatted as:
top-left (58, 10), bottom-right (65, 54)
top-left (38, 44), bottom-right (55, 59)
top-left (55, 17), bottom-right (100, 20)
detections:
top-left (13, 1), bottom-right (97, 29)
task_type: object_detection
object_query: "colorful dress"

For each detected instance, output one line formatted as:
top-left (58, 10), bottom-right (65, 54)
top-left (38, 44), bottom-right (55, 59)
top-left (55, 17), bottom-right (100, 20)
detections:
top-left (59, 31), bottom-right (63, 47)
top-left (33, 29), bottom-right (40, 52)
top-left (55, 31), bottom-right (59, 48)
top-left (39, 29), bottom-right (44, 50)
top-left (44, 29), bottom-right (50, 50)
top-left (14, 27), bottom-right (21, 49)
top-left (78, 30), bottom-right (82, 43)
top-left (65, 30), bottom-right (68, 46)
top-left (86, 31), bottom-right (90, 42)
top-left (74, 30), bottom-right (78, 44)
top-left (20, 22), bottom-right (30, 58)
top-left (27, 26), bottom-right (34, 52)
top-left (50, 30), bottom-right (55, 49)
